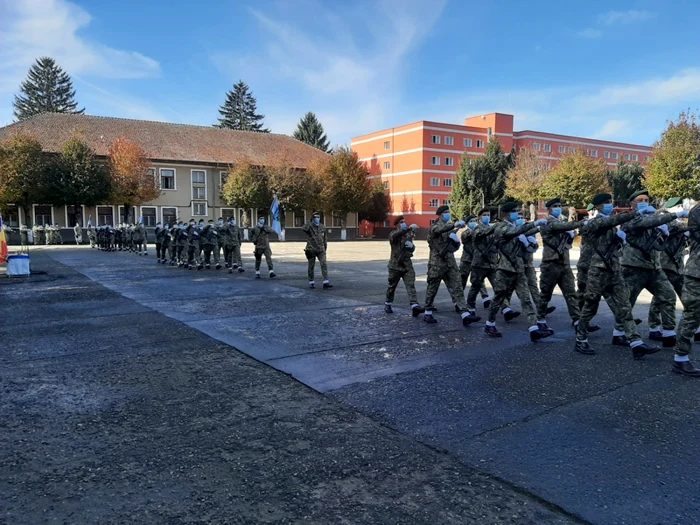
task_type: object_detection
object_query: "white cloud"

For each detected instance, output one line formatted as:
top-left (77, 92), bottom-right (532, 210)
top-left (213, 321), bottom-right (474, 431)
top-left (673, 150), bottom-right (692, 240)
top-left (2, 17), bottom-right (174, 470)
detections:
top-left (577, 28), bottom-right (603, 39)
top-left (598, 10), bottom-right (655, 25)
top-left (594, 120), bottom-right (630, 139)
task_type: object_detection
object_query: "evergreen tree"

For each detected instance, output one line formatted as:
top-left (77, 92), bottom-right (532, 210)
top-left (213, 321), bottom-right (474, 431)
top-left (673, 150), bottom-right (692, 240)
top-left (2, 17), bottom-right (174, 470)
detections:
top-left (293, 112), bottom-right (331, 152)
top-left (13, 57), bottom-right (84, 121)
top-left (216, 80), bottom-right (269, 132)
top-left (450, 154), bottom-right (483, 218)
top-left (607, 161), bottom-right (644, 206)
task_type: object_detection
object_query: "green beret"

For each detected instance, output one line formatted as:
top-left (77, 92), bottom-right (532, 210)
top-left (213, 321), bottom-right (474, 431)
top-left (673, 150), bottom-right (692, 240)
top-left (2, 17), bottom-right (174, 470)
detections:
top-left (628, 189), bottom-right (649, 201)
top-left (501, 201), bottom-right (521, 213)
top-left (436, 205), bottom-right (450, 215)
top-left (586, 204), bottom-right (594, 211)
top-left (465, 215), bottom-right (476, 223)
top-left (545, 197), bottom-right (562, 208)
top-left (394, 215), bottom-right (405, 226)
top-left (592, 193), bottom-right (612, 206)
top-left (478, 208), bottom-right (489, 216)
top-left (664, 197), bottom-right (683, 209)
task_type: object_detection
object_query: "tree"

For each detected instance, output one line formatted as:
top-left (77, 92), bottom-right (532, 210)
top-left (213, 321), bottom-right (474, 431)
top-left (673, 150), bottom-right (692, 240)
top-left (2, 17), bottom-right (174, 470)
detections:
top-left (645, 111), bottom-right (700, 201)
top-left (221, 159), bottom-right (272, 210)
top-left (13, 57), bottom-right (84, 121)
top-left (293, 112), bottom-right (331, 153)
top-left (267, 156), bottom-right (321, 228)
top-left (607, 161), bottom-right (644, 206)
top-left (107, 137), bottom-right (160, 223)
top-left (505, 147), bottom-right (547, 205)
top-left (360, 180), bottom-right (391, 223)
top-left (0, 134), bottom-right (47, 225)
top-left (542, 148), bottom-right (610, 208)
top-left (216, 80), bottom-right (269, 132)
top-left (477, 139), bottom-right (514, 205)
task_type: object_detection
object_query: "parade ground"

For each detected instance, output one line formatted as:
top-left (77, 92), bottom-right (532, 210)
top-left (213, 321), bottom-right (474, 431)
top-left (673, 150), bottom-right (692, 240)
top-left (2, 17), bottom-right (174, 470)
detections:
top-left (2, 241), bottom-right (698, 525)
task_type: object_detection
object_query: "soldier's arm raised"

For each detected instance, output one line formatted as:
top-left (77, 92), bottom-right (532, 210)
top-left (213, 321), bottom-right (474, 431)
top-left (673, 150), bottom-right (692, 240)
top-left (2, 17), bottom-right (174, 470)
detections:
top-left (546, 220), bottom-right (582, 232)
top-left (626, 212), bottom-right (677, 232)
top-left (501, 222), bottom-right (536, 239)
top-left (472, 223), bottom-right (495, 239)
top-left (389, 229), bottom-right (410, 245)
top-left (587, 211), bottom-right (636, 234)
top-left (301, 222), bottom-right (311, 234)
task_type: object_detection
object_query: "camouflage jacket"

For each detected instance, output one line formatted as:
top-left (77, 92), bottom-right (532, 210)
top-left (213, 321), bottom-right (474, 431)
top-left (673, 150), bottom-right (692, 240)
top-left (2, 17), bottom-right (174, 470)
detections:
top-left (154, 226), bottom-right (166, 243)
top-left (428, 219), bottom-right (460, 268)
top-left (133, 225), bottom-right (145, 242)
top-left (521, 236), bottom-right (539, 268)
top-left (585, 211), bottom-right (636, 271)
top-left (660, 220), bottom-right (689, 274)
top-left (174, 227), bottom-right (187, 247)
top-left (201, 225), bottom-right (219, 246)
top-left (470, 223), bottom-right (499, 269)
top-left (577, 227), bottom-right (593, 269)
top-left (493, 220), bottom-right (537, 273)
top-left (684, 203), bottom-right (700, 279)
top-left (460, 229), bottom-right (475, 264)
top-left (539, 216), bottom-right (581, 265)
top-left (251, 226), bottom-right (272, 250)
top-left (87, 228), bottom-right (96, 240)
top-left (388, 228), bottom-right (415, 271)
top-left (186, 225), bottom-right (200, 248)
top-left (223, 224), bottom-right (243, 247)
top-left (216, 225), bottom-right (227, 245)
top-left (620, 212), bottom-right (677, 270)
top-left (302, 221), bottom-right (327, 254)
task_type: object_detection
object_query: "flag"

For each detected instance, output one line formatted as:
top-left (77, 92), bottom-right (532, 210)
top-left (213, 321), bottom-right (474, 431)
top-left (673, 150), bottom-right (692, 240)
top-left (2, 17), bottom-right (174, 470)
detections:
top-left (270, 196), bottom-right (282, 235)
top-left (0, 215), bottom-right (8, 264)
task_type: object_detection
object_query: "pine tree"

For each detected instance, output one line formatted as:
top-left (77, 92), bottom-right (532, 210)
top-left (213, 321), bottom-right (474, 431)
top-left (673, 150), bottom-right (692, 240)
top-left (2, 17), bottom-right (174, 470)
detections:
top-left (216, 80), bottom-right (269, 132)
top-left (13, 57), bottom-right (84, 121)
top-left (293, 112), bottom-right (330, 152)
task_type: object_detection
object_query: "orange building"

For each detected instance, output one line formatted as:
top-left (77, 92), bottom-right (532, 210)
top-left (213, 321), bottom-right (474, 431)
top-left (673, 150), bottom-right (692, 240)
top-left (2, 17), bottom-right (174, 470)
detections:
top-left (351, 113), bottom-right (653, 227)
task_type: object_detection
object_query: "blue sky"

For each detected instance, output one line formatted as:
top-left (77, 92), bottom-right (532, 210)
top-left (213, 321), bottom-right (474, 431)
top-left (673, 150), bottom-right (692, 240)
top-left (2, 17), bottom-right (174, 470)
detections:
top-left (2, 0), bottom-right (700, 147)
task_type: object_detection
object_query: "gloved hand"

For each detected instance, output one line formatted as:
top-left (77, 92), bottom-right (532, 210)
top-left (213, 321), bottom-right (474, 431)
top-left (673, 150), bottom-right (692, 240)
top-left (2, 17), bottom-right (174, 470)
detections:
top-left (405, 241), bottom-right (414, 249)
top-left (638, 206), bottom-right (656, 214)
top-left (449, 232), bottom-right (460, 243)
top-left (527, 236), bottom-right (537, 244)
top-left (685, 231), bottom-right (691, 237)
top-left (518, 234), bottom-right (528, 246)
top-left (454, 220), bottom-right (466, 228)
top-left (616, 230), bottom-right (627, 244)
top-left (567, 230), bottom-right (575, 238)
top-left (409, 224), bottom-right (419, 231)
top-left (676, 209), bottom-right (689, 219)
top-left (657, 224), bottom-right (669, 236)
top-left (534, 219), bottom-right (548, 227)
top-left (582, 220), bottom-right (589, 226)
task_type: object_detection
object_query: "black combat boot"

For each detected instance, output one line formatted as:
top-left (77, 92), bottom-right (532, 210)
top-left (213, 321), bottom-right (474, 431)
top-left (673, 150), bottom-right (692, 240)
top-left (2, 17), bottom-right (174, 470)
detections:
top-left (228, 268), bottom-right (233, 274)
top-left (634, 319), bottom-right (643, 325)
top-left (537, 322), bottom-right (554, 336)
top-left (462, 311), bottom-right (481, 324)
top-left (270, 271), bottom-right (276, 278)
top-left (238, 267), bottom-right (245, 273)
top-left (663, 335), bottom-right (677, 348)
top-left (672, 360), bottom-right (700, 377)
top-left (503, 310), bottom-right (521, 322)
top-left (695, 333), bottom-right (700, 342)
top-left (612, 335), bottom-right (630, 346)
top-left (482, 298), bottom-right (491, 309)
top-left (648, 330), bottom-right (663, 341)
top-left (575, 340), bottom-right (595, 355)
top-left (455, 305), bottom-right (461, 313)
top-left (323, 281), bottom-right (333, 289)
top-left (424, 313), bottom-right (438, 324)
top-left (216, 264), bottom-right (222, 270)
top-left (411, 306), bottom-right (425, 317)
top-left (485, 325), bottom-right (502, 337)
top-left (530, 328), bottom-right (553, 342)
top-left (632, 342), bottom-right (660, 360)
top-left (384, 304), bottom-right (393, 314)
top-left (546, 306), bottom-right (556, 314)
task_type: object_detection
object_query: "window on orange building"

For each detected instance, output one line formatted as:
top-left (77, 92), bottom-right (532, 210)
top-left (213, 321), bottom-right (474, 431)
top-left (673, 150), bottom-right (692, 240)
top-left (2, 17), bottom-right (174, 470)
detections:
top-left (430, 157), bottom-right (440, 166)
top-left (429, 199), bottom-right (439, 208)
top-left (444, 178), bottom-right (453, 187)
top-left (604, 151), bottom-right (610, 159)
top-left (384, 141), bottom-right (390, 150)
top-left (445, 136), bottom-right (454, 145)
top-left (533, 143), bottom-right (541, 151)
top-left (543, 144), bottom-right (551, 153)
top-left (431, 135), bottom-right (441, 144)
top-left (445, 157), bottom-right (454, 167)
top-left (463, 138), bottom-right (473, 148)
top-left (624, 153), bottom-right (631, 161)
top-left (644, 156), bottom-right (649, 162)
top-left (442, 199), bottom-right (451, 206)
top-left (476, 140), bottom-right (484, 148)
top-left (568, 147), bottom-right (575, 154)
top-left (612, 152), bottom-right (619, 160)
top-left (384, 161), bottom-right (390, 169)
top-left (591, 150), bottom-right (598, 157)
top-left (383, 181), bottom-right (389, 190)
top-left (632, 154), bottom-right (638, 162)
top-left (558, 146), bottom-right (566, 153)
top-left (543, 164), bottom-right (551, 171)
top-left (430, 177), bottom-right (440, 186)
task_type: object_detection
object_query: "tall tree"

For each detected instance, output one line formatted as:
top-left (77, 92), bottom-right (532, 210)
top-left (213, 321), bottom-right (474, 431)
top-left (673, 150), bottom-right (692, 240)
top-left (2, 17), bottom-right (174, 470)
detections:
top-left (292, 112), bottom-right (331, 152)
top-left (449, 153), bottom-right (495, 218)
top-left (607, 161), bottom-right (644, 206)
top-left (542, 148), bottom-right (610, 208)
top-left (0, 134), bottom-right (47, 225)
top-left (13, 57), bottom-right (84, 121)
top-left (645, 111), bottom-right (700, 201)
top-left (107, 137), bottom-right (160, 223)
top-left (216, 80), bottom-right (269, 132)
top-left (267, 156), bottom-right (321, 226)
top-left (221, 159), bottom-right (272, 210)
top-left (360, 180), bottom-right (391, 224)
top-left (505, 147), bottom-right (547, 205)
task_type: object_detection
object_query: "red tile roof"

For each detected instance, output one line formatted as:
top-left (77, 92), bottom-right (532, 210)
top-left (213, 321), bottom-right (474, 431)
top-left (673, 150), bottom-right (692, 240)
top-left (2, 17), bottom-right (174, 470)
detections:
top-left (0, 113), bottom-right (329, 168)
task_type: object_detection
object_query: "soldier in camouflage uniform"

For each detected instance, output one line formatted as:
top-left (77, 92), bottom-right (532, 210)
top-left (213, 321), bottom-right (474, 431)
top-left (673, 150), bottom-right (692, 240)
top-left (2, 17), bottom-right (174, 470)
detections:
top-left (202, 219), bottom-right (222, 269)
top-left (73, 223), bottom-right (82, 245)
top-left (671, 202), bottom-right (700, 376)
top-left (423, 205), bottom-right (480, 326)
top-left (302, 211), bottom-right (332, 289)
top-left (251, 215), bottom-right (276, 279)
top-left (168, 223), bottom-right (179, 265)
top-left (224, 217), bottom-right (244, 273)
top-left (186, 220), bottom-right (203, 270)
top-left (484, 201), bottom-right (551, 341)
top-left (384, 216), bottom-right (424, 316)
top-left (154, 222), bottom-right (166, 263)
top-left (176, 221), bottom-right (188, 266)
top-left (460, 215), bottom-right (490, 305)
top-left (574, 192), bottom-right (664, 358)
top-left (467, 209), bottom-right (503, 315)
top-left (87, 224), bottom-right (96, 248)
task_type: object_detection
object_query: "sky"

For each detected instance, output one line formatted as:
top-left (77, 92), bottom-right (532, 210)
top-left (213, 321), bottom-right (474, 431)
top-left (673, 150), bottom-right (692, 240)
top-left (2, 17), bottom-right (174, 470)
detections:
top-left (1, 0), bottom-right (700, 147)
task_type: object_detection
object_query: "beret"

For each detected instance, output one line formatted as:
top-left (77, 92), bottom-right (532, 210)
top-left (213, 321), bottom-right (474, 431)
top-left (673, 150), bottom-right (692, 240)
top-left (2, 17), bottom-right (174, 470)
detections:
top-left (436, 205), bottom-right (450, 215)
top-left (592, 193), bottom-right (612, 206)
top-left (394, 215), bottom-right (405, 226)
top-left (501, 201), bottom-right (521, 213)
top-left (545, 197), bottom-right (562, 208)
top-left (628, 189), bottom-right (649, 201)
top-left (664, 197), bottom-right (683, 209)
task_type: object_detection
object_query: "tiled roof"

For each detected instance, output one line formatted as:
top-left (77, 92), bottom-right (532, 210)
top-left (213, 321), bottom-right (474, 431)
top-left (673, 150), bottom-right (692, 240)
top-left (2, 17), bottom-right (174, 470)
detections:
top-left (0, 113), bottom-right (330, 168)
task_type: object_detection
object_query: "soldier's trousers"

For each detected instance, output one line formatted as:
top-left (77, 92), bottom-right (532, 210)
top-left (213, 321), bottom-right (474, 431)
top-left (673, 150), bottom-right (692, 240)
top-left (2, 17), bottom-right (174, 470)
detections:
top-left (386, 267), bottom-right (419, 305)
top-left (187, 245), bottom-right (201, 266)
top-left (307, 251), bottom-right (328, 281)
top-left (225, 245), bottom-right (243, 267)
top-left (424, 261), bottom-right (467, 311)
top-left (538, 262), bottom-right (580, 321)
top-left (168, 243), bottom-right (176, 262)
top-left (649, 270), bottom-right (683, 329)
top-left (468, 267), bottom-right (497, 308)
top-left (614, 266), bottom-right (677, 332)
top-left (489, 269), bottom-right (537, 325)
top-left (675, 276), bottom-right (700, 356)
top-left (203, 244), bottom-right (219, 266)
top-left (155, 242), bottom-right (163, 259)
top-left (459, 260), bottom-right (488, 297)
top-left (176, 245), bottom-right (184, 263)
top-left (255, 248), bottom-right (273, 271)
top-left (576, 266), bottom-right (640, 342)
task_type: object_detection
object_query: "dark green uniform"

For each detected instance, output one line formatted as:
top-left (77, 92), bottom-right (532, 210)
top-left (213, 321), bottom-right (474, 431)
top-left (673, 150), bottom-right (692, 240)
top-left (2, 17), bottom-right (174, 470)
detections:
top-left (302, 220), bottom-right (329, 283)
top-left (467, 222), bottom-right (499, 309)
top-left (386, 228), bottom-right (419, 306)
top-left (675, 204), bottom-right (700, 357)
top-left (649, 220), bottom-right (688, 328)
top-left (460, 229), bottom-right (489, 301)
top-left (424, 219), bottom-right (468, 313)
top-left (251, 225), bottom-right (274, 273)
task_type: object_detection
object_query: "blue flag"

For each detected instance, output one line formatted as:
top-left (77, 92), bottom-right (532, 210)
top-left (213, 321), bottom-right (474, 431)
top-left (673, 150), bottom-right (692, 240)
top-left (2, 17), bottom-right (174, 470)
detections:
top-left (270, 197), bottom-right (281, 235)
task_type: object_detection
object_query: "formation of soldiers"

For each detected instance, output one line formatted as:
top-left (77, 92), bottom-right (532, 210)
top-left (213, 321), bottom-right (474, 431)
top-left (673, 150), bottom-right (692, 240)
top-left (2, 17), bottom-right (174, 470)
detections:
top-left (29, 224), bottom-right (64, 245)
top-left (385, 193), bottom-right (700, 377)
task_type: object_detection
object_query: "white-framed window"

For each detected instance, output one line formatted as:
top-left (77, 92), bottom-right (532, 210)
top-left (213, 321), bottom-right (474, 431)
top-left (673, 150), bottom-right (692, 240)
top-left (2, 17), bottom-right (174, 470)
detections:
top-left (220, 171), bottom-right (228, 188)
top-left (444, 178), bottom-right (453, 187)
top-left (612, 152), bottom-right (619, 160)
top-left (445, 136), bottom-right (454, 146)
top-left (117, 205), bottom-right (126, 224)
top-left (65, 205), bottom-right (85, 227)
top-left (533, 143), bottom-right (541, 151)
top-left (476, 140), bottom-right (485, 148)
top-left (293, 210), bottom-right (306, 228)
top-left (430, 156), bottom-right (440, 166)
top-left (331, 213), bottom-right (343, 228)
top-left (429, 198), bottom-right (439, 208)
top-left (33, 205), bottom-right (53, 226)
top-left (160, 168), bottom-right (176, 190)
top-left (162, 207), bottom-right (177, 225)
top-left (624, 153), bottom-right (631, 161)
top-left (141, 206), bottom-right (157, 227)
top-left (632, 154), bottom-right (638, 162)
top-left (192, 202), bottom-right (207, 216)
top-left (430, 177), bottom-right (440, 186)
top-left (644, 156), bottom-right (650, 162)
top-left (591, 150), bottom-right (598, 157)
top-left (383, 181), bottom-right (390, 190)
top-left (463, 138), bottom-right (473, 148)
top-left (384, 141), bottom-right (390, 150)
top-left (4, 205), bottom-right (19, 228)
top-left (584, 149), bottom-right (590, 156)
top-left (383, 161), bottom-right (390, 170)
top-left (220, 207), bottom-right (235, 221)
top-left (442, 199), bottom-right (451, 206)
top-left (431, 135), bottom-right (441, 144)
top-left (558, 145), bottom-right (566, 153)
top-left (604, 151), bottom-right (610, 159)
top-left (192, 169), bottom-right (207, 200)
top-left (568, 147), bottom-right (575, 154)
top-left (97, 206), bottom-right (114, 226)
top-left (543, 164), bottom-right (551, 171)
top-left (543, 144), bottom-right (551, 153)
top-left (444, 157), bottom-right (454, 167)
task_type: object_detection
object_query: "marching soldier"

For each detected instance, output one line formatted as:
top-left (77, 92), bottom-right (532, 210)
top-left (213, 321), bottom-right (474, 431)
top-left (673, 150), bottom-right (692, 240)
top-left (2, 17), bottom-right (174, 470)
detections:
top-left (73, 223), bottom-right (82, 245)
top-left (467, 208), bottom-right (502, 316)
top-left (302, 211), bottom-right (332, 289)
top-left (251, 215), bottom-right (275, 279)
top-left (168, 222), bottom-right (179, 265)
top-left (186, 220), bottom-right (202, 270)
top-left (384, 216), bottom-right (424, 316)
top-left (224, 217), bottom-right (244, 273)
top-left (154, 222), bottom-right (166, 263)
top-left (423, 205), bottom-right (480, 325)
top-left (202, 219), bottom-right (221, 269)
top-left (574, 192), bottom-right (665, 358)
top-left (460, 215), bottom-right (490, 305)
top-left (176, 221), bottom-right (188, 266)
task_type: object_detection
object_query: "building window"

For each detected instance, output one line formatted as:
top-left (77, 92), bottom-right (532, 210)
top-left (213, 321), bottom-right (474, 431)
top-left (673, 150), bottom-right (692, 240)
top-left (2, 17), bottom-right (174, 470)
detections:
top-left (604, 151), bottom-right (610, 159)
top-left (543, 144), bottom-right (551, 153)
top-left (34, 205), bottom-right (52, 226)
top-left (584, 149), bottom-right (590, 156)
top-left (384, 141), bottom-right (390, 150)
top-left (476, 140), bottom-right (484, 148)
top-left (445, 136), bottom-right (454, 146)
top-left (220, 208), bottom-right (235, 221)
top-left (624, 153), bottom-right (631, 161)
top-left (431, 135), bottom-right (441, 144)
top-left (5, 206), bottom-right (19, 228)
top-left (612, 152), bottom-right (619, 160)
top-left (383, 161), bottom-right (390, 169)
top-left (383, 181), bottom-right (390, 190)
top-left (160, 168), bottom-right (176, 190)
top-left (442, 199), bottom-right (451, 206)
top-left (444, 178), bottom-right (453, 187)
top-left (543, 164), bottom-right (551, 171)
top-left (445, 157), bottom-right (454, 167)
top-left (632, 154), bottom-right (638, 162)
top-left (429, 199), bottom-right (439, 208)
top-left (568, 147), bottom-right (575, 154)
top-left (430, 177), bottom-right (440, 186)
top-left (97, 206), bottom-right (113, 226)
top-left (66, 205), bottom-right (83, 227)
top-left (429, 219), bottom-right (438, 225)
top-left (644, 156), bottom-right (649, 162)
top-left (558, 146), bottom-right (566, 153)
top-left (463, 138), bottom-right (473, 148)
top-left (192, 202), bottom-right (207, 216)
top-left (591, 150), bottom-right (598, 158)
top-left (533, 143), bottom-right (541, 151)
top-left (331, 213), bottom-right (343, 228)
top-left (141, 207), bottom-right (157, 227)
top-left (430, 157), bottom-right (440, 166)
top-left (220, 171), bottom-right (228, 187)
top-left (162, 207), bottom-right (177, 226)
top-left (192, 170), bottom-right (206, 200)
top-left (294, 211), bottom-right (306, 227)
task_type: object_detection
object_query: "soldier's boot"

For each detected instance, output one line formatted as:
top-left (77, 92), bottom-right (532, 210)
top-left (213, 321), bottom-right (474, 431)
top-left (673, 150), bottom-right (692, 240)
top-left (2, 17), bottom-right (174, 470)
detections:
top-left (575, 339), bottom-right (595, 355)
top-left (631, 342), bottom-right (660, 360)
top-left (238, 267), bottom-right (245, 273)
top-left (537, 322), bottom-right (554, 336)
top-left (530, 327), bottom-right (553, 342)
top-left (270, 270), bottom-right (276, 278)
top-left (411, 305), bottom-right (425, 317)
top-left (143, 251), bottom-right (148, 256)
top-left (672, 359), bottom-right (700, 377)
top-left (188, 264), bottom-right (193, 270)
top-left (484, 324), bottom-right (502, 338)
top-left (503, 309), bottom-right (520, 322)
top-left (256, 271), bottom-right (261, 279)
top-left (546, 306), bottom-right (556, 315)
top-left (663, 333), bottom-right (677, 348)
top-left (612, 335), bottom-right (630, 346)
top-left (228, 267), bottom-right (233, 274)
top-left (695, 332), bottom-right (700, 342)
top-left (384, 303), bottom-right (393, 314)
top-left (482, 297), bottom-right (492, 309)
top-left (455, 305), bottom-right (461, 313)
top-left (462, 311), bottom-right (481, 324)
top-left (589, 324), bottom-right (601, 332)
top-left (648, 330), bottom-right (663, 341)
top-left (635, 319), bottom-right (643, 325)
top-left (216, 264), bottom-right (222, 270)
top-left (197, 264), bottom-right (203, 270)
top-left (205, 264), bottom-right (211, 269)
top-left (309, 281), bottom-right (315, 289)
top-left (323, 280), bottom-right (332, 289)
top-left (423, 313), bottom-right (437, 324)
top-left (233, 263), bottom-right (238, 269)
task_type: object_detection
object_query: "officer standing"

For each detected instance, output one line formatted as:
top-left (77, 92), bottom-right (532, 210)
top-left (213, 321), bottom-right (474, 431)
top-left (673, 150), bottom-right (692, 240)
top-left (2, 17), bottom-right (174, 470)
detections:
top-left (384, 216), bottom-right (424, 316)
top-left (251, 215), bottom-right (276, 279)
top-left (459, 215), bottom-right (490, 306)
top-left (302, 211), bottom-right (332, 289)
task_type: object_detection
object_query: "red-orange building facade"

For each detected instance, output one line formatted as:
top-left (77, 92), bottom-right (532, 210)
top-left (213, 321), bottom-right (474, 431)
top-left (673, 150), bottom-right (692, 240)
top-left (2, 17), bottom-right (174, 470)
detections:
top-left (351, 113), bottom-right (653, 227)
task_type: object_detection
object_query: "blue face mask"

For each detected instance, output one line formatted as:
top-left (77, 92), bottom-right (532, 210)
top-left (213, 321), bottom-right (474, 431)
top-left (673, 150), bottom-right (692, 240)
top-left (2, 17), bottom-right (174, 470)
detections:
top-left (468, 221), bottom-right (477, 230)
top-left (602, 203), bottom-right (614, 216)
top-left (314, 217), bottom-right (320, 225)
top-left (399, 222), bottom-right (407, 230)
top-left (482, 216), bottom-right (490, 225)
top-left (230, 220), bottom-right (236, 226)
top-left (218, 220), bottom-right (224, 226)
top-left (516, 218), bottom-right (525, 226)
top-left (509, 212), bottom-right (519, 222)
top-left (442, 212), bottom-right (451, 222)
top-left (551, 207), bottom-right (562, 217)
top-left (258, 220), bottom-right (265, 226)
top-left (636, 202), bottom-right (648, 211)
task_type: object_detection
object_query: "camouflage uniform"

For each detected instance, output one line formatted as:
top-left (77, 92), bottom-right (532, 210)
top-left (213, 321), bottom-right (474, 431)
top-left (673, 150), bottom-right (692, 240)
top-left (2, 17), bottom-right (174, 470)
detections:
top-left (168, 225), bottom-right (178, 264)
top-left (649, 219), bottom-right (688, 328)
top-left (675, 204), bottom-right (700, 357)
top-left (201, 223), bottom-right (220, 268)
top-left (154, 225), bottom-right (166, 261)
top-left (386, 228), bottom-right (419, 306)
top-left (224, 222), bottom-right (244, 270)
top-left (216, 222), bottom-right (227, 265)
top-left (176, 225), bottom-right (188, 266)
top-left (424, 218), bottom-right (469, 312)
top-left (460, 229), bottom-right (489, 300)
top-left (467, 222), bottom-right (499, 309)
top-left (87, 226), bottom-right (96, 248)
top-left (302, 220), bottom-right (329, 283)
top-left (32, 225), bottom-right (42, 245)
top-left (251, 225), bottom-right (274, 272)
top-left (73, 224), bottom-right (83, 244)
top-left (186, 224), bottom-right (202, 269)
top-left (509, 235), bottom-right (540, 308)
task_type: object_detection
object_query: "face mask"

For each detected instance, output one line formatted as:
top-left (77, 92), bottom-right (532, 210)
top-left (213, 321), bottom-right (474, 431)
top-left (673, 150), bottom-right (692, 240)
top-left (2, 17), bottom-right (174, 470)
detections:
top-left (551, 207), bottom-right (562, 217)
top-left (482, 216), bottom-right (490, 225)
top-left (259, 220), bottom-right (265, 226)
top-left (602, 203), bottom-right (614, 216)
top-left (468, 221), bottom-right (477, 230)
top-left (314, 217), bottom-right (320, 225)
top-left (636, 202), bottom-right (648, 212)
top-left (156, 223), bottom-right (161, 228)
top-left (230, 220), bottom-right (236, 226)
top-left (516, 218), bottom-right (525, 226)
top-left (399, 222), bottom-right (407, 230)
top-left (442, 213), bottom-right (451, 222)
top-left (218, 220), bottom-right (224, 226)
top-left (509, 212), bottom-right (519, 222)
